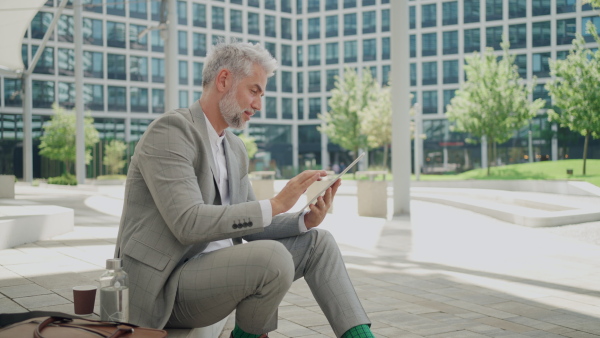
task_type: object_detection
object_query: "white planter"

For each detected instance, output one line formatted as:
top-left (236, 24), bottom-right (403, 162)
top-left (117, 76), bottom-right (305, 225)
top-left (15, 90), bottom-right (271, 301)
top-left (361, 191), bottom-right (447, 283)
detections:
top-left (0, 175), bottom-right (15, 199)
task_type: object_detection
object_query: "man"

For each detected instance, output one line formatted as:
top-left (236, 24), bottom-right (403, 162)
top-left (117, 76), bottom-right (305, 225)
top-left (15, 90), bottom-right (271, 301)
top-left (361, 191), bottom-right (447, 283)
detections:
top-left (114, 41), bottom-right (375, 338)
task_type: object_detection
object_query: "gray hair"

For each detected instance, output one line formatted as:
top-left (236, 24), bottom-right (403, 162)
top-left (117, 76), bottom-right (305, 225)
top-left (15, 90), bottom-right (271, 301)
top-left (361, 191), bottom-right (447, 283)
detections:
top-left (202, 41), bottom-right (278, 89)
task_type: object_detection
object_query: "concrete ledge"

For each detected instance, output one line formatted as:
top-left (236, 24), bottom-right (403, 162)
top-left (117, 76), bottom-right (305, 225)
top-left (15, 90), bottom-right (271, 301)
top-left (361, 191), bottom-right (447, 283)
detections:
top-left (411, 180), bottom-right (600, 197)
top-left (166, 315), bottom-right (229, 338)
top-left (412, 188), bottom-right (600, 227)
top-left (0, 204), bottom-right (74, 249)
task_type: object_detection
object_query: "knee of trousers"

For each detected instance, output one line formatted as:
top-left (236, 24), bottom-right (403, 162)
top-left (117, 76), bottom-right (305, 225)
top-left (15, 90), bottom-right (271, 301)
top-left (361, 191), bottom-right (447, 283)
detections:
top-left (312, 228), bottom-right (338, 250)
top-left (249, 241), bottom-right (294, 289)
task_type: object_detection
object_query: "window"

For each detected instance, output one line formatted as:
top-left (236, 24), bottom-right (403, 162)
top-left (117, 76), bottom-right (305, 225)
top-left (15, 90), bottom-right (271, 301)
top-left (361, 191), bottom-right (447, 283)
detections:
top-left (409, 6), bottom-right (415, 29)
top-left (557, 19), bottom-right (576, 45)
top-left (297, 72), bottom-right (304, 93)
top-left (422, 33), bottom-right (437, 56)
top-left (130, 87), bottom-right (149, 113)
top-left (309, 97), bottom-right (321, 119)
top-left (326, 42), bottom-right (339, 64)
top-left (179, 60), bottom-right (188, 85)
top-left (83, 84), bottom-right (103, 111)
top-left (486, 0), bottom-right (503, 21)
top-left (344, 40), bottom-right (357, 63)
top-left (267, 73), bottom-right (277, 92)
top-left (297, 98), bottom-right (304, 119)
top-left (282, 98), bottom-right (293, 119)
top-left (266, 0), bottom-right (277, 10)
top-left (231, 10), bottom-right (243, 33)
top-left (32, 81), bottom-right (54, 108)
top-left (266, 97), bottom-right (277, 118)
top-left (557, 0), bottom-right (576, 13)
top-left (509, 24), bottom-right (527, 49)
top-left (107, 0), bottom-right (124, 16)
top-left (326, 15), bottom-right (338, 37)
top-left (178, 31), bottom-right (188, 55)
top-left (422, 90), bottom-right (438, 114)
top-left (382, 9), bottom-right (390, 32)
top-left (296, 0), bottom-right (302, 13)
top-left (363, 0), bottom-right (375, 6)
top-left (58, 48), bottom-right (74, 76)
top-left (308, 18), bottom-right (321, 39)
top-left (265, 15), bottom-right (277, 37)
top-left (281, 44), bottom-right (292, 66)
top-left (83, 51), bottom-right (103, 78)
top-left (297, 46), bottom-right (303, 67)
top-left (152, 58), bottom-right (164, 83)
top-left (83, 18), bottom-right (102, 45)
top-left (308, 44), bottom-right (321, 66)
top-left (363, 39), bottom-right (376, 61)
top-left (179, 90), bottom-right (188, 108)
top-left (212, 6), bottom-right (225, 30)
top-left (486, 26), bottom-right (503, 50)
top-left (532, 53), bottom-right (550, 77)
top-left (582, 16), bottom-right (600, 42)
top-left (265, 42), bottom-right (277, 61)
top-left (130, 56), bottom-right (148, 82)
top-left (464, 0), bottom-right (480, 23)
top-left (344, 0), bottom-right (356, 8)
top-left (193, 3), bottom-right (207, 27)
top-left (443, 90), bottom-right (455, 113)
top-left (308, 0), bottom-right (320, 12)
top-left (410, 63), bottom-right (416, 86)
top-left (515, 54), bottom-right (527, 78)
top-left (152, 30), bottom-right (164, 52)
top-left (363, 11), bottom-right (376, 34)
top-left (382, 37), bottom-right (390, 60)
top-left (443, 60), bottom-right (459, 84)
top-left (443, 2), bottom-right (458, 25)
top-left (509, 0), bottom-right (526, 18)
top-left (532, 21), bottom-right (551, 47)
top-left (31, 12), bottom-right (53, 39)
top-left (282, 71), bottom-right (293, 92)
top-left (130, 24), bottom-right (148, 50)
top-left (422, 62), bottom-right (437, 85)
top-left (410, 35), bottom-right (416, 57)
top-left (422, 4), bottom-right (436, 28)
top-left (309, 71), bottom-right (321, 92)
top-left (249, 0), bottom-right (260, 7)
top-left (107, 54), bottom-right (126, 80)
top-left (193, 62), bottom-right (203, 86)
top-left (532, 0), bottom-right (551, 16)
top-left (248, 12), bottom-right (260, 35)
top-left (281, 18), bottom-right (292, 39)
top-left (130, 0), bottom-right (147, 19)
top-left (177, 1), bottom-right (187, 25)
top-left (107, 86), bottom-right (126, 112)
top-left (326, 0), bottom-right (338, 10)
top-left (344, 13), bottom-right (357, 35)
top-left (151, 1), bottom-right (161, 21)
top-left (58, 82), bottom-right (75, 109)
top-left (464, 28), bottom-right (480, 53)
top-left (326, 69), bottom-right (339, 91)
top-left (4, 79), bottom-right (22, 107)
top-left (83, 0), bottom-right (102, 13)
top-left (58, 15), bottom-right (73, 42)
top-left (282, 0), bottom-right (292, 12)
top-left (443, 31), bottom-right (458, 54)
top-left (533, 84), bottom-right (551, 107)
top-left (557, 51), bottom-right (569, 60)
top-left (193, 33), bottom-right (207, 57)
top-left (106, 22), bottom-right (125, 49)
top-left (297, 19), bottom-right (303, 40)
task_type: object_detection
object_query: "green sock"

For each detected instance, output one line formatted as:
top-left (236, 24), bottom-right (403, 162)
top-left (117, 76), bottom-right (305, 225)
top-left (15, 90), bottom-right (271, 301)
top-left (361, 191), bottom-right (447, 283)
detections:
top-left (342, 324), bottom-right (375, 338)
top-left (232, 324), bottom-right (262, 338)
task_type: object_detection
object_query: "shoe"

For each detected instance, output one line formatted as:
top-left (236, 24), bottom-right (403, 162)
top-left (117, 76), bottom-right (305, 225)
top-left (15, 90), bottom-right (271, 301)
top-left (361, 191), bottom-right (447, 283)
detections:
top-left (229, 333), bottom-right (268, 338)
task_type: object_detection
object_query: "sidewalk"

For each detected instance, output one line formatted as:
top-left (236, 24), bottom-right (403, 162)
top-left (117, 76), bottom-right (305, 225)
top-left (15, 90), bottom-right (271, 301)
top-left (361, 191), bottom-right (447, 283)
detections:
top-left (2, 183), bottom-right (600, 337)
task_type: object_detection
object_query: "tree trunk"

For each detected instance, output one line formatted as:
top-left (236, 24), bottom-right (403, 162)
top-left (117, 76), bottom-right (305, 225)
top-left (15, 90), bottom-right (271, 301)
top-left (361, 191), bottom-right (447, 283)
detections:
top-left (583, 131), bottom-right (589, 176)
top-left (487, 141), bottom-right (491, 176)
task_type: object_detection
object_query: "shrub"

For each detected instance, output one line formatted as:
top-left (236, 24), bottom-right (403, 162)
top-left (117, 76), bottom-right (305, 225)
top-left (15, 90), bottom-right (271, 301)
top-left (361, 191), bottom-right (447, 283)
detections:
top-left (48, 174), bottom-right (77, 186)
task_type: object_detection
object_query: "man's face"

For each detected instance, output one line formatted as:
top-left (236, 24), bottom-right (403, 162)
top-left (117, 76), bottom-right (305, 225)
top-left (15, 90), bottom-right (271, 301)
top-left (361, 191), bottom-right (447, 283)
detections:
top-left (219, 64), bottom-right (267, 130)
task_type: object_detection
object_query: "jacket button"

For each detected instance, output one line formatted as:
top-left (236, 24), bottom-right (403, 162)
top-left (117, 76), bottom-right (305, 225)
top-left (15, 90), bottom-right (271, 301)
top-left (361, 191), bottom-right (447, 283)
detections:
top-left (232, 224), bottom-right (238, 229)
top-left (249, 221), bottom-right (253, 226)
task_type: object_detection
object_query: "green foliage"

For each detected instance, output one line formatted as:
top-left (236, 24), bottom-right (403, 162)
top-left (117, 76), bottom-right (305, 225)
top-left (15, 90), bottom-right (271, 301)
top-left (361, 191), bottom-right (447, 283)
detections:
top-left (238, 134), bottom-right (258, 159)
top-left (360, 85), bottom-right (392, 168)
top-left (48, 173), bottom-right (78, 186)
top-left (321, 68), bottom-right (375, 158)
top-left (103, 140), bottom-right (127, 175)
top-left (584, 0), bottom-right (600, 8)
top-left (546, 23), bottom-right (600, 175)
top-left (446, 36), bottom-right (545, 175)
top-left (38, 104), bottom-right (100, 175)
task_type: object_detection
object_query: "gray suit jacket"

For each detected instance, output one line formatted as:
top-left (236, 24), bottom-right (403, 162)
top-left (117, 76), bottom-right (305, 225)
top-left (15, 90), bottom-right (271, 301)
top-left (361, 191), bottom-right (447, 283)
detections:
top-left (114, 101), bottom-right (301, 329)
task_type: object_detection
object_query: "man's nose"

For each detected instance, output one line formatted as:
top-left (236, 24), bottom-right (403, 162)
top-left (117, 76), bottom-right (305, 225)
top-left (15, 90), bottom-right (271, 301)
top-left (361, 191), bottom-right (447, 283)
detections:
top-left (251, 98), bottom-right (261, 111)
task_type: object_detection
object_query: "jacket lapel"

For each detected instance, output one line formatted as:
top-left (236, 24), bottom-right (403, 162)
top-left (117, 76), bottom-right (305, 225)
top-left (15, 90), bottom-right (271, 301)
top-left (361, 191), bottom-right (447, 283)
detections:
top-left (223, 136), bottom-right (240, 205)
top-left (189, 101), bottom-right (219, 188)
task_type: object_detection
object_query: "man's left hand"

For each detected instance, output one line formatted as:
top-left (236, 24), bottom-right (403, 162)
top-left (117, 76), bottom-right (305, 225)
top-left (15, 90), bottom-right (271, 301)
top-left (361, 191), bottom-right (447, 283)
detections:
top-left (304, 179), bottom-right (341, 229)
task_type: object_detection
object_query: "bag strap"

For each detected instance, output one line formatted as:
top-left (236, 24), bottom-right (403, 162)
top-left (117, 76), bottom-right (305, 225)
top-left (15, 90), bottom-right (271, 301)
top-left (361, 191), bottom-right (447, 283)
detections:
top-left (0, 311), bottom-right (82, 327)
top-left (34, 317), bottom-right (135, 338)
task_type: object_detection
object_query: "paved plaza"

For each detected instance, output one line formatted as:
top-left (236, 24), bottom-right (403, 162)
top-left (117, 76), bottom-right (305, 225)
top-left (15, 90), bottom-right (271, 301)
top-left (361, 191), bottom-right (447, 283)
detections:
top-left (1, 182), bottom-right (600, 337)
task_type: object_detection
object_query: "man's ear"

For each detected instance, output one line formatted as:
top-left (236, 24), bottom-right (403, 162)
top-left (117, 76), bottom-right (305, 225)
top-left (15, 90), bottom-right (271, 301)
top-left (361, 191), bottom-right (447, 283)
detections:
top-left (215, 69), bottom-right (232, 93)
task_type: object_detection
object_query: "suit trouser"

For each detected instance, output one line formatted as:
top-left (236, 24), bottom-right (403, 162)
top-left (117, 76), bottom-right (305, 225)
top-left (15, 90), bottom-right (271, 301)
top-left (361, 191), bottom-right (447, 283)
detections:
top-left (166, 228), bottom-right (371, 337)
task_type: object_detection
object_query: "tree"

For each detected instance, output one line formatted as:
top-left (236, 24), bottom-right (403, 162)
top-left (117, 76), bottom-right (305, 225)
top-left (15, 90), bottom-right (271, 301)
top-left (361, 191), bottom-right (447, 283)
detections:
top-left (238, 134), bottom-right (258, 159)
top-left (546, 23), bottom-right (600, 175)
top-left (446, 37), bottom-right (545, 176)
top-left (320, 68), bottom-right (377, 169)
top-left (39, 104), bottom-right (100, 176)
top-left (103, 140), bottom-right (127, 175)
top-left (360, 86), bottom-right (392, 169)
top-left (584, 0), bottom-right (600, 8)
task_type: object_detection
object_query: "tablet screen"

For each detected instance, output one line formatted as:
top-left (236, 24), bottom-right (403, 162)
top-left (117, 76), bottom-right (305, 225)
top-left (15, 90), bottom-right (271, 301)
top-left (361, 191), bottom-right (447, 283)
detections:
top-left (302, 152), bottom-right (365, 210)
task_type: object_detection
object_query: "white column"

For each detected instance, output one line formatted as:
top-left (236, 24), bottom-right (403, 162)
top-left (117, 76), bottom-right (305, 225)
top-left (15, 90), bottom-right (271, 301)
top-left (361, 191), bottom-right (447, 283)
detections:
top-left (292, 123), bottom-right (299, 173)
top-left (74, 0), bottom-right (85, 184)
top-left (481, 135), bottom-right (488, 169)
top-left (413, 103), bottom-right (421, 181)
top-left (551, 123), bottom-right (558, 161)
top-left (22, 74), bottom-right (33, 182)
top-left (321, 123), bottom-right (329, 170)
top-left (391, 0), bottom-right (411, 216)
top-left (164, 0), bottom-right (179, 111)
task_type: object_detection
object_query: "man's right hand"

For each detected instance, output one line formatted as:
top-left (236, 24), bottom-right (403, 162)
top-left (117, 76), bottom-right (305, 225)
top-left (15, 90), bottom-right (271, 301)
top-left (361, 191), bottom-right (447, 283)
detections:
top-left (270, 170), bottom-right (326, 216)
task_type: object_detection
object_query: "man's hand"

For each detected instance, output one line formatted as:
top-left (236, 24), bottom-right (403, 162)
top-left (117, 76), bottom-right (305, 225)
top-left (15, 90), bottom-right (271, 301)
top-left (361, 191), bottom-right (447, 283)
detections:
top-left (270, 170), bottom-right (326, 216)
top-left (304, 179), bottom-right (341, 229)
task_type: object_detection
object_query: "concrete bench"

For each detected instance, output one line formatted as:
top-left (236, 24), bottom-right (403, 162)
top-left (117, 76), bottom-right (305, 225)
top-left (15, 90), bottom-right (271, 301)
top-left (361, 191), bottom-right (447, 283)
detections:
top-left (166, 315), bottom-right (229, 338)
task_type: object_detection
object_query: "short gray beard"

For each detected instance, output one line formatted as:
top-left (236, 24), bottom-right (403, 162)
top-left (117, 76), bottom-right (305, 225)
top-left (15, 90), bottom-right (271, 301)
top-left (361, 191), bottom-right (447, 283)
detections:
top-left (219, 84), bottom-right (247, 130)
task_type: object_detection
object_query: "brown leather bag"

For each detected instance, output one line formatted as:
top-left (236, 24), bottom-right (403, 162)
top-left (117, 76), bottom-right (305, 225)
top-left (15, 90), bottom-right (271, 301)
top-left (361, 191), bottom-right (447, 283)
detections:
top-left (0, 311), bottom-right (167, 338)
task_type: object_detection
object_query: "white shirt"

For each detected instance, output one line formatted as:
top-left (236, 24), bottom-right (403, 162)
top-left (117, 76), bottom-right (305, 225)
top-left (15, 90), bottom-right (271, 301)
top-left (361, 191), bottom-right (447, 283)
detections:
top-left (201, 113), bottom-right (307, 254)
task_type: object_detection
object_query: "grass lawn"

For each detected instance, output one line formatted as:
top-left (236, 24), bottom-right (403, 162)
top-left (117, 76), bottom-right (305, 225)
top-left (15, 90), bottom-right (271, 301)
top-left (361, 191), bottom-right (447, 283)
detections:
top-left (342, 159), bottom-right (600, 188)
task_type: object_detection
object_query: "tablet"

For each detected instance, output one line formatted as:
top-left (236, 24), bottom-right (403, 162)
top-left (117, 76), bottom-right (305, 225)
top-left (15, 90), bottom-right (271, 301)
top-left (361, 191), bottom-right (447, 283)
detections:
top-left (302, 152), bottom-right (365, 210)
